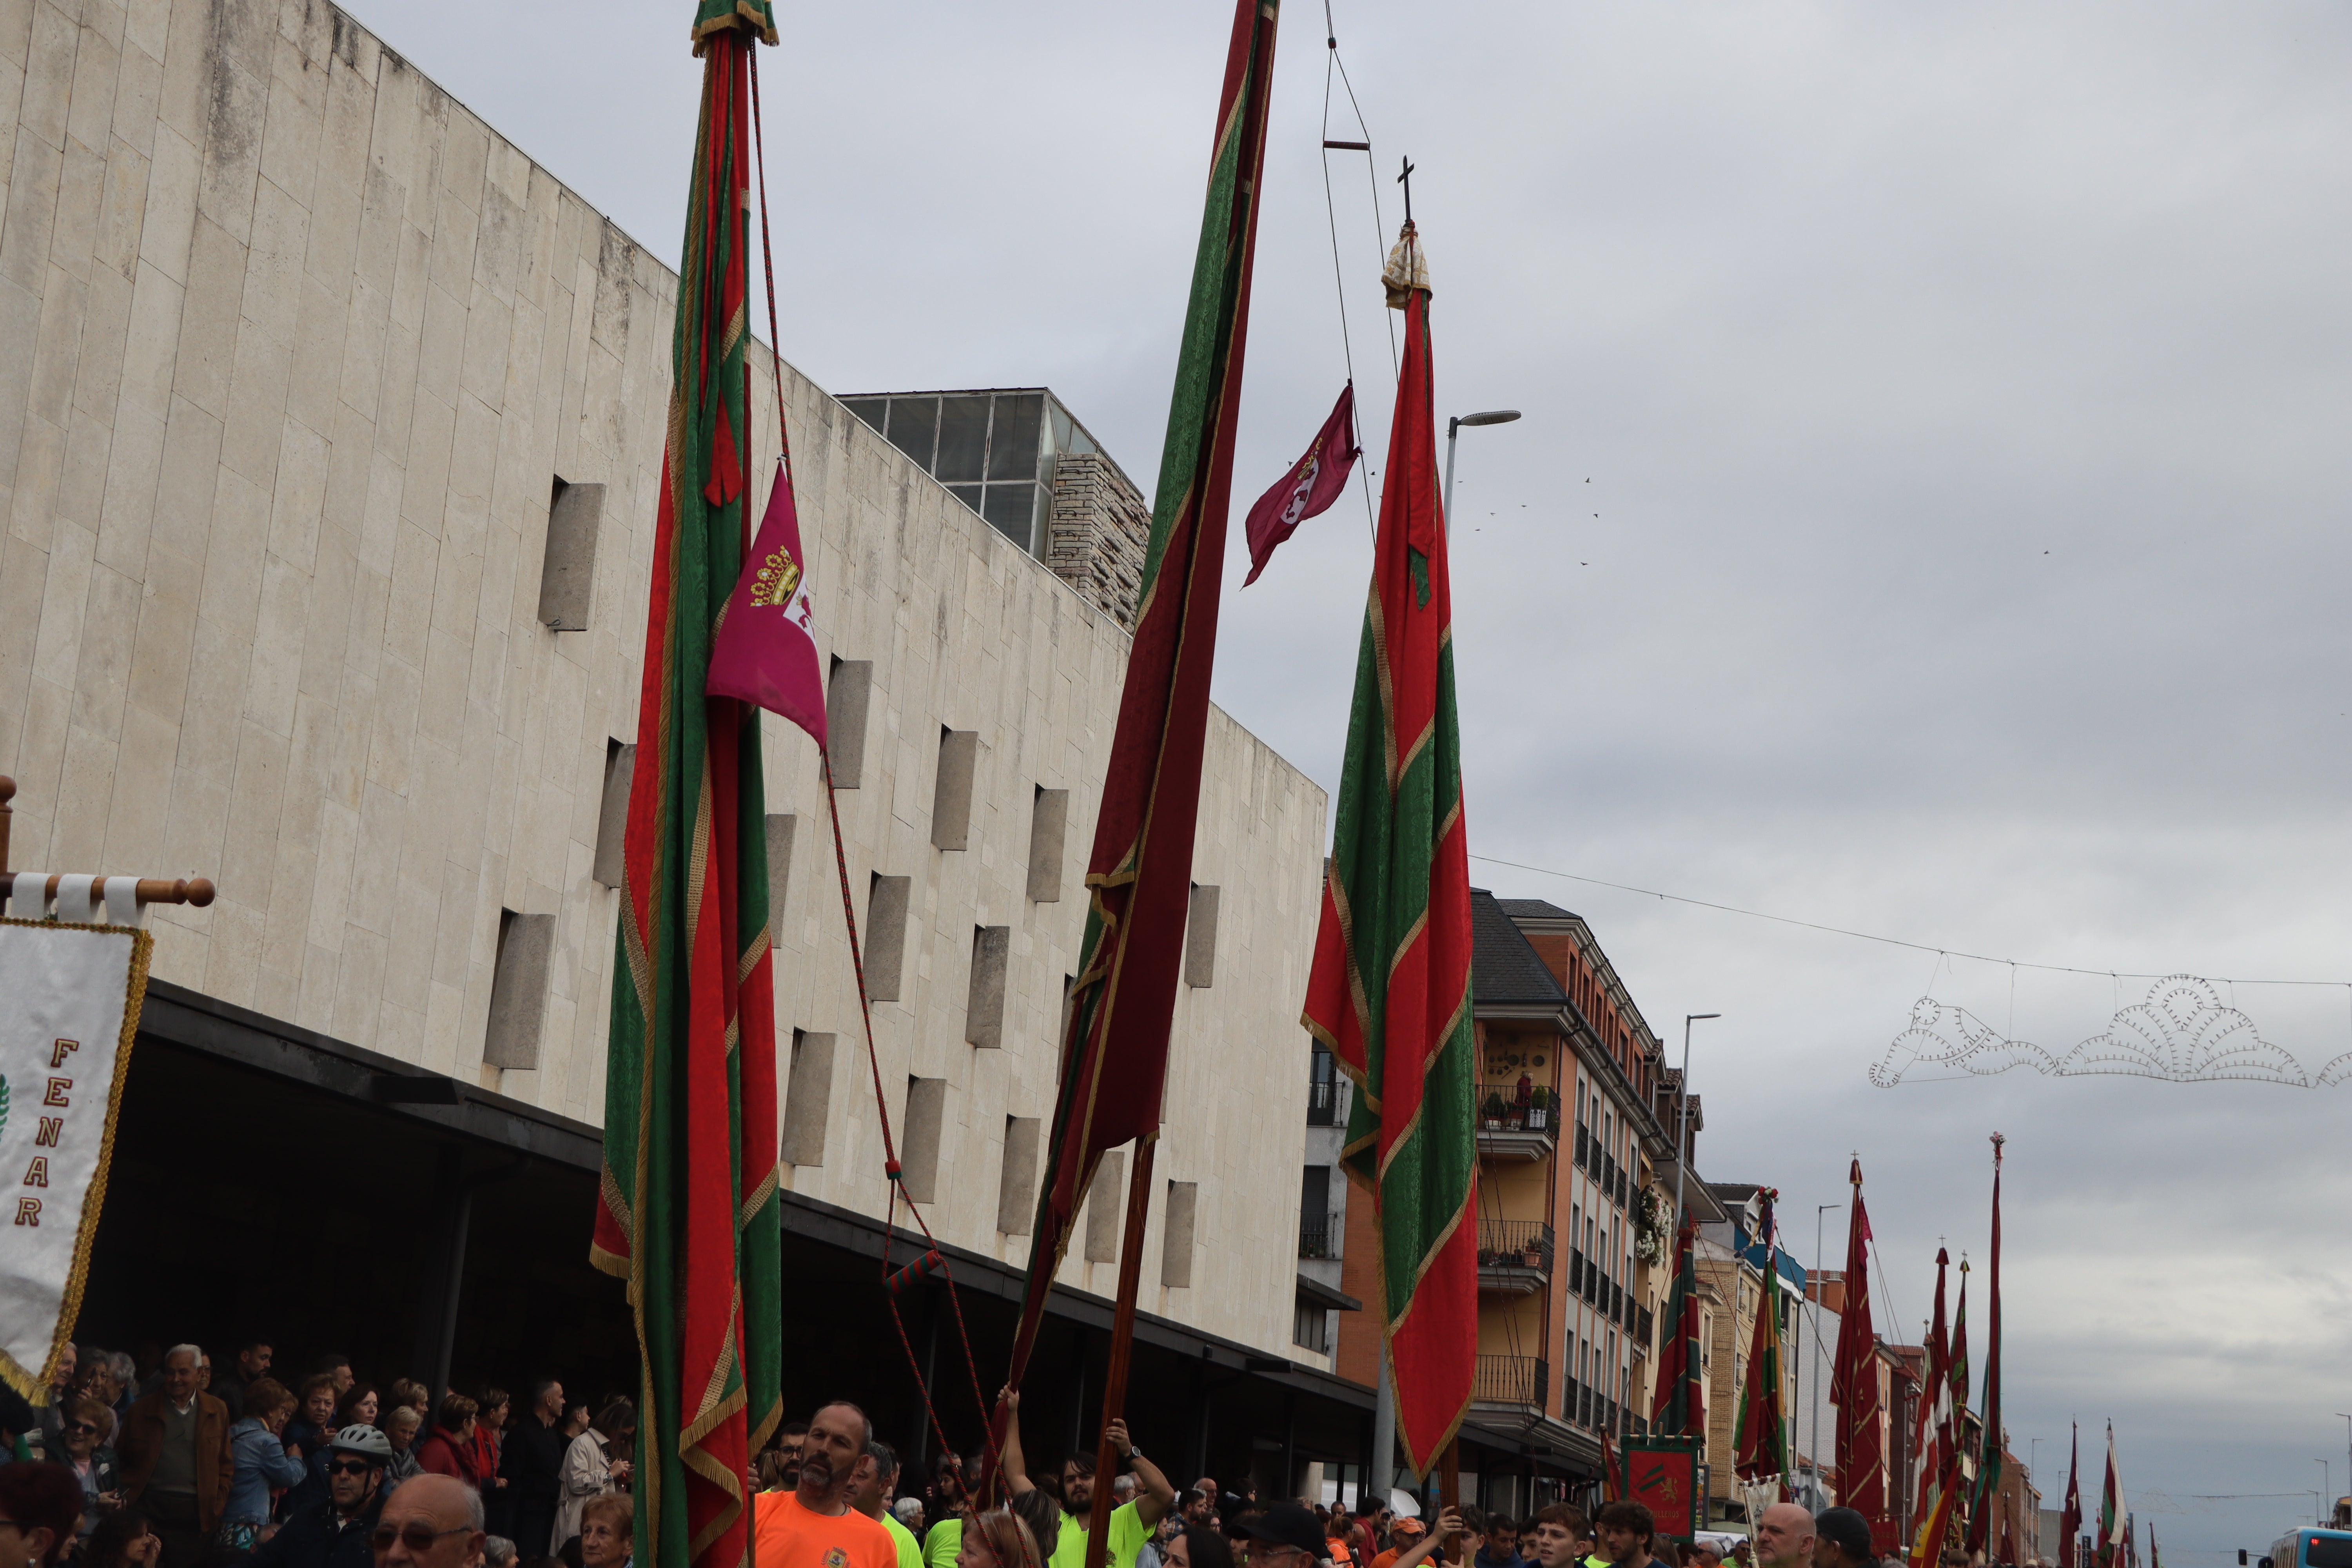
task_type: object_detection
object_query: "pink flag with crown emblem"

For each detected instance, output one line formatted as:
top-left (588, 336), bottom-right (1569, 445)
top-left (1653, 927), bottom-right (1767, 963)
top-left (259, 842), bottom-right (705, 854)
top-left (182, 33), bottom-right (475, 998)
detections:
top-left (707, 466), bottom-right (826, 745)
top-left (1243, 382), bottom-right (1360, 586)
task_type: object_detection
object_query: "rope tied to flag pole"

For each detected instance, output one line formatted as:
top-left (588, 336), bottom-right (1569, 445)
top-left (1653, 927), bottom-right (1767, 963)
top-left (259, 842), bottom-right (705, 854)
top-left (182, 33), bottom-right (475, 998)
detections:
top-left (745, 44), bottom-right (1000, 1483)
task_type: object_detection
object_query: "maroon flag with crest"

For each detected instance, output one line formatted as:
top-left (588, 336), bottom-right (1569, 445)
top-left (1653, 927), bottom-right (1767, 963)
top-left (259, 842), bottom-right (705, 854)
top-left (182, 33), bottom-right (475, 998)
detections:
top-left (1243, 382), bottom-right (1359, 584)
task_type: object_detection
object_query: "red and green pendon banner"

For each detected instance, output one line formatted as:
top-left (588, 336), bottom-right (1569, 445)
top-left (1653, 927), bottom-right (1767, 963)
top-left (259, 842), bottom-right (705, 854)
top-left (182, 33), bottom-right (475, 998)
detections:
top-left (1734, 1191), bottom-right (1789, 1485)
top-left (1649, 1220), bottom-right (1703, 1440)
top-left (593, 8), bottom-right (783, 1568)
top-left (1831, 1160), bottom-right (1888, 1535)
top-left (1966, 1137), bottom-right (2006, 1556)
top-left (1301, 240), bottom-right (1478, 1481)
top-left (1002, 0), bottom-right (1280, 1388)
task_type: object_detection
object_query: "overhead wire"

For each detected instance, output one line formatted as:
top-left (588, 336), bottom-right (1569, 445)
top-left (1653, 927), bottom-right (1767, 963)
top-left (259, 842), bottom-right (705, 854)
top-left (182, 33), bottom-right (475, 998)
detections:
top-left (748, 45), bottom-right (999, 1477)
top-left (1319, 0), bottom-right (1382, 543)
top-left (1466, 851), bottom-right (2352, 989)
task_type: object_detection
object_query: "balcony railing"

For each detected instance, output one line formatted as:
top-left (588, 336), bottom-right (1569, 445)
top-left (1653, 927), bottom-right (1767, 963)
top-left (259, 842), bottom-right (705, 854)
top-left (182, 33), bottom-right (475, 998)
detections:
top-left (1637, 1304), bottom-right (1654, 1348)
top-left (1475, 1083), bottom-right (1557, 1160)
top-left (1307, 1074), bottom-right (1338, 1127)
top-left (1477, 1083), bottom-right (1556, 1133)
top-left (1299, 1210), bottom-right (1341, 1259)
top-left (1477, 1220), bottom-right (1553, 1293)
top-left (1473, 1353), bottom-right (1548, 1409)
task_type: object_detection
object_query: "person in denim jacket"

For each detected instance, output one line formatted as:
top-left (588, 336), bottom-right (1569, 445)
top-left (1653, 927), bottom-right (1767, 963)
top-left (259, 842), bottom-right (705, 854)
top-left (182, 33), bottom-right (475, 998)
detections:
top-left (222, 1381), bottom-right (308, 1551)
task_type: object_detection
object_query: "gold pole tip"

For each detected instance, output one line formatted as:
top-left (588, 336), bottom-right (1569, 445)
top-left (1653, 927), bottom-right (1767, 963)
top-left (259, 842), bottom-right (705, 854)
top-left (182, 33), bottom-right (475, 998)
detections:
top-left (185, 877), bottom-right (216, 907)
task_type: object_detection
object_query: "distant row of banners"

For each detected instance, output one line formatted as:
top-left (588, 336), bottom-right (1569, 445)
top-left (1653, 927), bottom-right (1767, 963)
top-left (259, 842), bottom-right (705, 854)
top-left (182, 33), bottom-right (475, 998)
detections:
top-left (0, 916), bottom-right (150, 1400)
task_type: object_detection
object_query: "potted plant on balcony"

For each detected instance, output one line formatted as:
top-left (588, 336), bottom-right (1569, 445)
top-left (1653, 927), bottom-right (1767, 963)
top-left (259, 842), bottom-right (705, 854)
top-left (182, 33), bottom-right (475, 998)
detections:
top-left (1526, 1084), bottom-right (1550, 1132)
top-left (1634, 1185), bottom-right (1667, 1262)
top-left (1481, 1090), bottom-right (1507, 1130)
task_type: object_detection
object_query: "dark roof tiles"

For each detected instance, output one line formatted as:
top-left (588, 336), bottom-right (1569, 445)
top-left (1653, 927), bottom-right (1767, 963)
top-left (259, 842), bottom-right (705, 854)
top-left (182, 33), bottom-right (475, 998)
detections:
top-left (1470, 888), bottom-right (1569, 1007)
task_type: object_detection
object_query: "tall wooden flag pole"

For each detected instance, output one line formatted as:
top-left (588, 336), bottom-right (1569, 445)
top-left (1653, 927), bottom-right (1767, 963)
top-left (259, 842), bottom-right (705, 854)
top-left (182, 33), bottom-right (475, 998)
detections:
top-left (1301, 211), bottom-right (1479, 1482)
top-left (592, 9), bottom-right (783, 1568)
top-left (991, 0), bottom-right (1282, 1545)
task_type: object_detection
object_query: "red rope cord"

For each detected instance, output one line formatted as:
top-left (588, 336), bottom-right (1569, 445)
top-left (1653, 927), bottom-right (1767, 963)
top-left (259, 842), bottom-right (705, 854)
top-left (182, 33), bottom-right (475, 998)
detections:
top-left (748, 45), bottom-right (999, 1476)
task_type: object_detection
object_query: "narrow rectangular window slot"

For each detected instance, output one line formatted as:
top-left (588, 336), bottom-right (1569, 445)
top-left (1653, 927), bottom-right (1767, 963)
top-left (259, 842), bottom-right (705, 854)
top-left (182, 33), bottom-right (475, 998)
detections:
top-left (865, 874), bottom-right (912, 1002)
top-left (538, 477), bottom-right (605, 630)
top-left (826, 659), bottom-right (873, 788)
top-left (902, 1076), bottom-right (947, 1202)
top-left (1185, 884), bottom-right (1220, 987)
top-left (782, 1030), bottom-right (835, 1166)
top-left (591, 739), bottom-right (634, 888)
top-left (966, 926), bottom-right (1011, 1048)
top-left (764, 814), bottom-right (797, 947)
top-left (1084, 1150), bottom-right (1125, 1263)
top-left (933, 728), bottom-right (979, 850)
top-left (484, 909), bottom-right (557, 1069)
top-left (1161, 1180), bottom-right (1198, 1288)
top-left (999, 1116), bottom-right (1041, 1235)
top-left (1027, 787), bottom-right (1068, 901)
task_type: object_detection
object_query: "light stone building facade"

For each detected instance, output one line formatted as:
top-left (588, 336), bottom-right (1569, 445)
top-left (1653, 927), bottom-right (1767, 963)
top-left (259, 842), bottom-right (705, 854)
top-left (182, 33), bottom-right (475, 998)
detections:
top-left (0, 0), bottom-right (1325, 1357)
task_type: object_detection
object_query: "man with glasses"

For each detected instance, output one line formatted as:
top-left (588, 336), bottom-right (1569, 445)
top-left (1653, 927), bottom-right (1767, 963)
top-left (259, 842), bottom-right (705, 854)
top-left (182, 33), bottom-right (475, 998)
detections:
top-left (250, 1426), bottom-right (392, 1568)
top-left (370, 1475), bottom-right (486, 1568)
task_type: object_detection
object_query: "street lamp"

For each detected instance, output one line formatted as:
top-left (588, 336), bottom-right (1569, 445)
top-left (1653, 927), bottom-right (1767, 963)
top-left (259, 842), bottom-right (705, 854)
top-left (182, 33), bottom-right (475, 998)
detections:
top-left (1671, 1014), bottom-right (1719, 1227)
top-left (1443, 409), bottom-right (1521, 531)
top-left (2337, 1417), bottom-right (2352, 1526)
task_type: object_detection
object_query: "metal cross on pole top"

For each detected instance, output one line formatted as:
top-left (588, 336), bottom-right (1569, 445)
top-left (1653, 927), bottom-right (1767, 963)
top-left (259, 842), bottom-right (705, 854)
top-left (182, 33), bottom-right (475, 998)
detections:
top-left (0, 776), bottom-right (216, 918)
top-left (1396, 154), bottom-right (1416, 222)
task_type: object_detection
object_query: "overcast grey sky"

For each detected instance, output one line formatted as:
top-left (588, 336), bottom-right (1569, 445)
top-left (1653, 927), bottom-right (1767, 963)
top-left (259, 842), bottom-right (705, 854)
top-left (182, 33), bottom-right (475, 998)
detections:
top-left (369, 0), bottom-right (2352, 1549)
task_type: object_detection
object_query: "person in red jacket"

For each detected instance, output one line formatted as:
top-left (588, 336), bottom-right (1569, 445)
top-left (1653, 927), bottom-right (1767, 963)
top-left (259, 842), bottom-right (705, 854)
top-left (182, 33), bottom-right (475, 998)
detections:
top-left (468, 1391), bottom-right (510, 1532)
top-left (414, 1396), bottom-right (481, 1487)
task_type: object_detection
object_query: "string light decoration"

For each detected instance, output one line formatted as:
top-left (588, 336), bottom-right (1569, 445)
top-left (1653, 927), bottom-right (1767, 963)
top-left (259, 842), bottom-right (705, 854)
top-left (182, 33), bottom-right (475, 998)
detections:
top-left (1873, 975), bottom-right (2348, 1087)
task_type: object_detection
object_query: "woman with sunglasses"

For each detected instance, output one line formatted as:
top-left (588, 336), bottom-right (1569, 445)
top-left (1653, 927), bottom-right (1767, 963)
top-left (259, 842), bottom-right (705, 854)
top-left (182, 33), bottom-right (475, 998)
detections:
top-left (223, 1380), bottom-right (309, 1551)
top-left (54, 1397), bottom-right (120, 1543)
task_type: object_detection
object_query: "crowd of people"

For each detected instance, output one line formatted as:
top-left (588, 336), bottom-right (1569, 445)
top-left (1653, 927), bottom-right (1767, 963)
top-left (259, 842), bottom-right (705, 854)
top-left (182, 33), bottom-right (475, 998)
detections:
top-left (0, 1341), bottom-right (1896, 1568)
top-left (0, 1341), bottom-right (632, 1568)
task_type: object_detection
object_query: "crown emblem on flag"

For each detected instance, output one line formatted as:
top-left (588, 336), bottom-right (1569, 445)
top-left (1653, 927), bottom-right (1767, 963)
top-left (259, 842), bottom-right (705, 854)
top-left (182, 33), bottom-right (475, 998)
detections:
top-left (748, 544), bottom-right (801, 608)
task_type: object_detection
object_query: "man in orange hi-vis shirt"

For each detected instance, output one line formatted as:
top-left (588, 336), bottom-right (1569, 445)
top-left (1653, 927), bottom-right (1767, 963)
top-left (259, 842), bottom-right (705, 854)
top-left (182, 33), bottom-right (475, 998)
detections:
top-left (754, 1404), bottom-right (898, 1568)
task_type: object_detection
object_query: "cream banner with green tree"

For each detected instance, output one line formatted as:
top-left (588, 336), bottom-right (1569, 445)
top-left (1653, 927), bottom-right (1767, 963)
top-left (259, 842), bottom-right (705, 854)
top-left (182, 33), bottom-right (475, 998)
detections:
top-left (0, 918), bottom-right (150, 1399)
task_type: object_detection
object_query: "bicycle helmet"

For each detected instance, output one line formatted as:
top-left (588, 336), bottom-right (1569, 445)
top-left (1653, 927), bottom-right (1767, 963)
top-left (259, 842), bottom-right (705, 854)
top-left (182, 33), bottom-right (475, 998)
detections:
top-left (328, 1424), bottom-right (394, 1462)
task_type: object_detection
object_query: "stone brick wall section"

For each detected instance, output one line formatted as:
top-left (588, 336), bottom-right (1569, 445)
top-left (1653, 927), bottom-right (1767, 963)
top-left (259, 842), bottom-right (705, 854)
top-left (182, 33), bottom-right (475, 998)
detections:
top-left (1046, 451), bottom-right (1147, 630)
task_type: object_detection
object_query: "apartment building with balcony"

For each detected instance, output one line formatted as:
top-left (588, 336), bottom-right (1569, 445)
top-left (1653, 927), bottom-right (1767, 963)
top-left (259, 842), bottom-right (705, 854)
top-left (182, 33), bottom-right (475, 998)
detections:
top-left (1296, 1043), bottom-right (1361, 1367)
top-left (1336, 892), bottom-right (1674, 1512)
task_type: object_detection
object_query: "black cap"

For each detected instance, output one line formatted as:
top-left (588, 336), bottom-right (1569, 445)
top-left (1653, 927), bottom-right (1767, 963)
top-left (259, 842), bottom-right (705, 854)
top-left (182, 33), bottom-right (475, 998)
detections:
top-left (1813, 1509), bottom-right (1873, 1566)
top-left (1241, 1503), bottom-right (1326, 1557)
